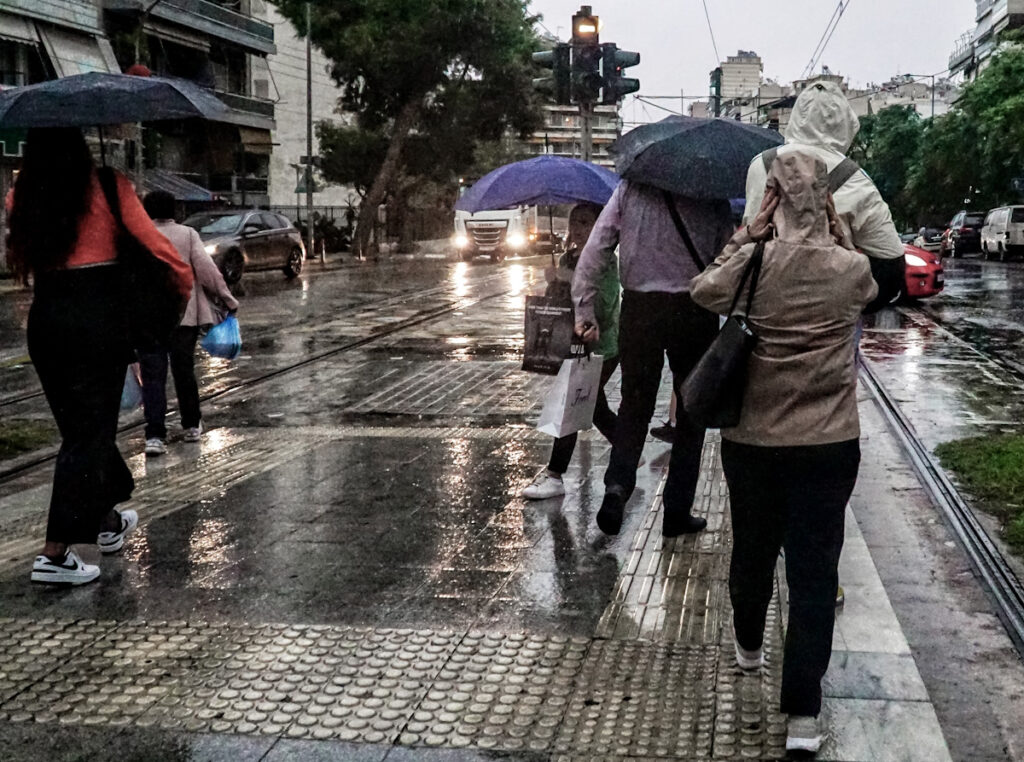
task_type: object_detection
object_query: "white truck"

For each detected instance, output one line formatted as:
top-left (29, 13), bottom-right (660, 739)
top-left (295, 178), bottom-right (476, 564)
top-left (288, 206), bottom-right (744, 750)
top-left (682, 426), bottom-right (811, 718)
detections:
top-left (452, 205), bottom-right (539, 262)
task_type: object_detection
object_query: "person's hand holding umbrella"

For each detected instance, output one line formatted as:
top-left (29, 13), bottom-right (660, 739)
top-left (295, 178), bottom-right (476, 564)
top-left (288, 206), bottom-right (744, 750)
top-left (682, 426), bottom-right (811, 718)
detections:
top-left (747, 185), bottom-right (780, 241)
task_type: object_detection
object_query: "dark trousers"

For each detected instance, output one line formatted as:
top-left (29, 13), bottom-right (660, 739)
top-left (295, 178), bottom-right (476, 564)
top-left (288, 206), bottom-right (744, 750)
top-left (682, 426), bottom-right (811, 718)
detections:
top-left (547, 356), bottom-right (619, 474)
top-left (721, 438), bottom-right (860, 717)
top-left (28, 266), bottom-right (135, 545)
top-left (604, 291), bottom-right (718, 516)
top-left (139, 326), bottom-right (201, 440)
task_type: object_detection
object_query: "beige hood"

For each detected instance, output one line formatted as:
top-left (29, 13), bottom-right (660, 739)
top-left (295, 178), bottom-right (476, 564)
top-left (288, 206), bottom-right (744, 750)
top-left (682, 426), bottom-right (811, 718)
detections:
top-left (769, 151), bottom-right (833, 247)
top-left (785, 80), bottom-right (860, 154)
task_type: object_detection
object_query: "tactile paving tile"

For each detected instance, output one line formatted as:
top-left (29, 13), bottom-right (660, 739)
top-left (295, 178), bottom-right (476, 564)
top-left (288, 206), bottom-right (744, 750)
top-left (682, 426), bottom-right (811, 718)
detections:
top-left (552, 639), bottom-right (718, 759)
top-left (711, 599), bottom-right (787, 759)
top-left (399, 632), bottom-right (590, 753)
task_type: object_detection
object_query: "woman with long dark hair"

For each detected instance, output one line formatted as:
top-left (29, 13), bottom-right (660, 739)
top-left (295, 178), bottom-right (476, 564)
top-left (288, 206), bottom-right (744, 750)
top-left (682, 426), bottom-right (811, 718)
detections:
top-left (7, 127), bottom-right (191, 585)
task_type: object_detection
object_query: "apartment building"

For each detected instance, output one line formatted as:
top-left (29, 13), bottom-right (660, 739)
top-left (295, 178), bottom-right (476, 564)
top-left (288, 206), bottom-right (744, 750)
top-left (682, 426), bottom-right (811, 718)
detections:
top-left (949, 0), bottom-right (1024, 79)
top-left (524, 104), bottom-right (620, 169)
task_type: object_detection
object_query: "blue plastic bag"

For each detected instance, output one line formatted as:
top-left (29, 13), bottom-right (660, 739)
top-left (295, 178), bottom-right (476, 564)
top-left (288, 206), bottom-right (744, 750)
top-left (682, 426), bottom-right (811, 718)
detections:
top-left (201, 314), bottom-right (242, 360)
top-left (120, 364), bottom-right (143, 411)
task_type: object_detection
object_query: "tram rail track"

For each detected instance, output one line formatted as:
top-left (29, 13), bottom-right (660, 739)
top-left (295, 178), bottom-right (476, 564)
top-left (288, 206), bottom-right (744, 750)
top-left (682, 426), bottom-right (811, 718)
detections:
top-left (0, 267), bottom-right (518, 485)
top-left (860, 324), bottom-right (1024, 657)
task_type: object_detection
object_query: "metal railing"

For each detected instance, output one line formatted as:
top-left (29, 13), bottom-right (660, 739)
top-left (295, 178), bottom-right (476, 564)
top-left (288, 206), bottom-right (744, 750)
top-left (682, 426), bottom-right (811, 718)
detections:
top-left (215, 91), bottom-right (275, 118)
top-left (949, 30), bottom-right (975, 71)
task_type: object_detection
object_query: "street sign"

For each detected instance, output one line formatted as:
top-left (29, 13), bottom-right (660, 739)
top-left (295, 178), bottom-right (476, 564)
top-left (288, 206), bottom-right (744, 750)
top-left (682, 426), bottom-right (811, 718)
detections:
top-left (300, 155), bottom-right (321, 166)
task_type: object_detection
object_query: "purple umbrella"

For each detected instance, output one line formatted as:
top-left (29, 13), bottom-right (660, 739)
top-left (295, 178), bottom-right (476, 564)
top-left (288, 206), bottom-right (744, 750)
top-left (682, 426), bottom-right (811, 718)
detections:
top-left (455, 156), bottom-right (619, 213)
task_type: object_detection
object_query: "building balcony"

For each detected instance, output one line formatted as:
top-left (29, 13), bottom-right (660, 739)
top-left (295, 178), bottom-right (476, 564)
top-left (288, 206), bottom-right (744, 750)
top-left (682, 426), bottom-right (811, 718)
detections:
top-left (0, 0), bottom-right (101, 34)
top-left (214, 90), bottom-right (275, 130)
top-left (104, 0), bottom-right (275, 55)
top-left (949, 31), bottom-right (975, 72)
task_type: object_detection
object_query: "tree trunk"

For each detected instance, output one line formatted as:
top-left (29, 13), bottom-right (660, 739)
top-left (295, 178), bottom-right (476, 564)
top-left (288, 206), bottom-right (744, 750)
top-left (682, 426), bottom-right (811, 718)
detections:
top-left (355, 99), bottom-right (421, 259)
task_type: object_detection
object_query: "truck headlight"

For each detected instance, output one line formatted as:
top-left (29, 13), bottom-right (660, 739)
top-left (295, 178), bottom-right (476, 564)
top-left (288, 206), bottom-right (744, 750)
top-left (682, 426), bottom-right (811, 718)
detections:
top-left (507, 233), bottom-right (526, 249)
top-left (454, 234), bottom-right (469, 249)
top-left (204, 244), bottom-right (218, 255)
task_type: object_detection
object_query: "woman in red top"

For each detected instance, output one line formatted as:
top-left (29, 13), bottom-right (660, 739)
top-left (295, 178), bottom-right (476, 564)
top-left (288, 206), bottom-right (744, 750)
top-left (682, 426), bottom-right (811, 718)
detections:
top-left (7, 127), bottom-right (192, 586)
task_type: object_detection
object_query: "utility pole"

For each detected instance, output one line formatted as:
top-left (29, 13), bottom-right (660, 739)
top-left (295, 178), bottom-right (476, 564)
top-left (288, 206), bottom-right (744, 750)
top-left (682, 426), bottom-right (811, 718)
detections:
top-left (580, 101), bottom-right (593, 162)
top-left (305, 2), bottom-right (316, 261)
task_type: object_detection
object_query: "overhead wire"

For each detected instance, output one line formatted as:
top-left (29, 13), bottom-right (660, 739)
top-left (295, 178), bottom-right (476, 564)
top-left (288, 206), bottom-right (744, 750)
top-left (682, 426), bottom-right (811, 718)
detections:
top-left (802, 0), bottom-right (852, 79)
top-left (700, 0), bottom-right (721, 66)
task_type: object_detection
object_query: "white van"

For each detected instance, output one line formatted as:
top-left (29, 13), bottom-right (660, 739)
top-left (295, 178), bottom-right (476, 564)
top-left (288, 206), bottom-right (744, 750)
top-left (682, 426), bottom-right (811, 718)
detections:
top-left (981, 206), bottom-right (1024, 261)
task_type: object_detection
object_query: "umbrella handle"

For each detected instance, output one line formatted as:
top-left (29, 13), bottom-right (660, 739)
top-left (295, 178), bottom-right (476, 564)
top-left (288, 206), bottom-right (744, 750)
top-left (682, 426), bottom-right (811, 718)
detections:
top-left (98, 126), bottom-right (106, 166)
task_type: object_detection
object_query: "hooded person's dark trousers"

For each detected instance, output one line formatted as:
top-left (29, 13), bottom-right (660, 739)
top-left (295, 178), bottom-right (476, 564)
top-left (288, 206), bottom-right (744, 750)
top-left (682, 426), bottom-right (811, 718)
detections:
top-left (28, 265), bottom-right (135, 545)
top-left (721, 437), bottom-right (860, 717)
top-left (603, 290), bottom-right (717, 515)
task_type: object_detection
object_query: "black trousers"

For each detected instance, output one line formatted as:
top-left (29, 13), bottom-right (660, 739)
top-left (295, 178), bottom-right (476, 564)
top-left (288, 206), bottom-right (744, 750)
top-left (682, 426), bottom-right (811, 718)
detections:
top-left (28, 266), bottom-right (134, 545)
top-left (604, 291), bottom-right (718, 516)
top-left (547, 356), bottom-right (619, 475)
top-left (721, 438), bottom-right (860, 717)
top-left (139, 326), bottom-right (202, 440)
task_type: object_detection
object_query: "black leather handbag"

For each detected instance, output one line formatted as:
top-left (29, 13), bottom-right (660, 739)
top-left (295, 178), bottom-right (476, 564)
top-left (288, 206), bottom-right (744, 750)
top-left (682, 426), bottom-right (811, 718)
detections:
top-left (97, 167), bottom-right (187, 352)
top-left (679, 241), bottom-right (765, 429)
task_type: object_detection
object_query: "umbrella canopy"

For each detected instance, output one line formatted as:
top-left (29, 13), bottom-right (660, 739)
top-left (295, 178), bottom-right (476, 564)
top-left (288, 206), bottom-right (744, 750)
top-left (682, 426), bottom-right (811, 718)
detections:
top-left (0, 71), bottom-right (231, 128)
top-left (612, 116), bottom-right (784, 201)
top-left (455, 156), bottom-right (619, 213)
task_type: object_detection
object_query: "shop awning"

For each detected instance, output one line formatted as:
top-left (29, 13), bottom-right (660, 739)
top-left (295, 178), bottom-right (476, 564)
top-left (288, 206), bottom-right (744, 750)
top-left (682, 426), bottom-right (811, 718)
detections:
top-left (36, 24), bottom-right (115, 77)
top-left (0, 13), bottom-right (38, 46)
top-left (142, 168), bottom-right (219, 202)
top-left (238, 126), bottom-right (273, 155)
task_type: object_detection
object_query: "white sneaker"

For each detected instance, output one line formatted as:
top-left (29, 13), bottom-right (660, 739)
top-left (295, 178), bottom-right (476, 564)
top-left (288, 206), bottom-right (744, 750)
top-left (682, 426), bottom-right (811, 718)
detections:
top-left (145, 438), bottom-right (167, 456)
top-left (31, 550), bottom-right (99, 585)
top-left (735, 637), bottom-right (764, 670)
top-left (786, 715), bottom-right (825, 753)
top-left (521, 472), bottom-right (566, 500)
top-left (97, 509), bottom-right (139, 554)
top-left (183, 423), bottom-right (203, 443)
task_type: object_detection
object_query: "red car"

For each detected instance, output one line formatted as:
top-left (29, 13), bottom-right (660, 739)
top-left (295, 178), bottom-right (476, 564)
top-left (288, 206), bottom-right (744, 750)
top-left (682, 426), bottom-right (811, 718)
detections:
top-left (903, 243), bottom-right (944, 299)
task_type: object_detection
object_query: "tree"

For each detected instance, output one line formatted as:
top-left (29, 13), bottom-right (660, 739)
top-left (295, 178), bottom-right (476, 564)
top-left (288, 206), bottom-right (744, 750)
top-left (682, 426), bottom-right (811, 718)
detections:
top-left (850, 106), bottom-right (924, 228)
top-left (273, 0), bottom-right (543, 257)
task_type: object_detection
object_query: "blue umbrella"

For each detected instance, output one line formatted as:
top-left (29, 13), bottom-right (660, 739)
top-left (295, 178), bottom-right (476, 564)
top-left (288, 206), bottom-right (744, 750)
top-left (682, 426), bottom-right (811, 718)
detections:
top-left (455, 156), bottom-right (619, 213)
top-left (0, 71), bottom-right (231, 128)
top-left (612, 116), bottom-right (784, 201)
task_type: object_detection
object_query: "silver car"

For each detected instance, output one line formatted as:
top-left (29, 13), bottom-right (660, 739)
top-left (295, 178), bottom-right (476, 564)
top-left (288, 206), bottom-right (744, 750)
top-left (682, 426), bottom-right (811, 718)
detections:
top-left (184, 210), bottom-right (306, 283)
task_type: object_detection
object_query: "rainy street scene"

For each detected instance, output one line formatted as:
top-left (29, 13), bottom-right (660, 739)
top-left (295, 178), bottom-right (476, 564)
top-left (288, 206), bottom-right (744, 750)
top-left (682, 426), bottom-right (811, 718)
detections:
top-left (3, 1), bottom-right (1024, 761)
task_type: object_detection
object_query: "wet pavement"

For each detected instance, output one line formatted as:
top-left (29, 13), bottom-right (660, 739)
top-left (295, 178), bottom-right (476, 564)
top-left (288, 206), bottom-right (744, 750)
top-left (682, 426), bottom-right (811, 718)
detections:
top-left (0, 251), bottom-right (1014, 760)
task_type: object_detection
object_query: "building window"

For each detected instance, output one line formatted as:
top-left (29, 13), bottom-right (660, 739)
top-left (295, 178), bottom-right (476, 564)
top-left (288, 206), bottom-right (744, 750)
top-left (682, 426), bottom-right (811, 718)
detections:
top-left (0, 41), bottom-right (45, 87)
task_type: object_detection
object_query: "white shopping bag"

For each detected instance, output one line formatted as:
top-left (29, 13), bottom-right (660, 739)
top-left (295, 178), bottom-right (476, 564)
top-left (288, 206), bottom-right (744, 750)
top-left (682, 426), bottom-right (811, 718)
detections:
top-left (536, 354), bottom-right (603, 438)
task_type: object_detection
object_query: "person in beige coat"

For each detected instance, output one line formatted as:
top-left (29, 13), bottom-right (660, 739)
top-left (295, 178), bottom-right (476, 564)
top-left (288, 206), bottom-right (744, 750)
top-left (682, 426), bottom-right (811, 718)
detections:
top-left (140, 191), bottom-right (238, 456)
top-left (690, 151), bottom-right (877, 755)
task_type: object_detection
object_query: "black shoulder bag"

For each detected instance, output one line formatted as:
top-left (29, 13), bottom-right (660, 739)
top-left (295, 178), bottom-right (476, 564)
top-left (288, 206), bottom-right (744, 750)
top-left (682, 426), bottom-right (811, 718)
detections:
top-left (678, 241), bottom-right (765, 429)
top-left (97, 168), bottom-right (187, 352)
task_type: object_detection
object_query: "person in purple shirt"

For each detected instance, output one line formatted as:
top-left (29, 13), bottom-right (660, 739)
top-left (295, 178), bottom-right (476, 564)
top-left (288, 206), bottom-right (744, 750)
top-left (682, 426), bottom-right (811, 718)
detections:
top-left (572, 179), bottom-right (734, 537)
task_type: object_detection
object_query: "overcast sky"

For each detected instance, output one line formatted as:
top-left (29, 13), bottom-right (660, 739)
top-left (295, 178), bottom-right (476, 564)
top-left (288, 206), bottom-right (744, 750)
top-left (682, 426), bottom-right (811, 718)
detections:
top-left (528, 0), bottom-right (977, 124)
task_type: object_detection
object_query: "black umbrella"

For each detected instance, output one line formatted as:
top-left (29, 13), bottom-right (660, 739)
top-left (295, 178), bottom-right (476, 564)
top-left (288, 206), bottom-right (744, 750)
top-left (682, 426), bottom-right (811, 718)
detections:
top-left (612, 116), bottom-right (784, 200)
top-left (0, 71), bottom-right (231, 128)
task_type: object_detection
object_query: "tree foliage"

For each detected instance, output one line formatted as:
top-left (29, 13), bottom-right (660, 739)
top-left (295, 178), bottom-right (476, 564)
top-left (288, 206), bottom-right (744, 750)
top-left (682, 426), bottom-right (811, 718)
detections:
top-left (849, 106), bottom-right (923, 229)
top-left (273, 0), bottom-right (544, 255)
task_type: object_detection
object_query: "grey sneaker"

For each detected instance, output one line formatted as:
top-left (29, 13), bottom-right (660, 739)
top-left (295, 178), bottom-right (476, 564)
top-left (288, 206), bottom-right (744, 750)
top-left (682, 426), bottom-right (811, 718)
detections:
top-left (31, 550), bottom-right (99, 586)
top-left (145, 438), bottom-right (166, 456)
top-left (735, 637), bottom-right (764, 670)
top-left (521, 472), bottom-right (565, 500)
top-left (183, 423), bottom-right (203, 443)
top-left (786, 715), bottom-right (824, 754)
top-left (97, 509), bottom-right (138, 554)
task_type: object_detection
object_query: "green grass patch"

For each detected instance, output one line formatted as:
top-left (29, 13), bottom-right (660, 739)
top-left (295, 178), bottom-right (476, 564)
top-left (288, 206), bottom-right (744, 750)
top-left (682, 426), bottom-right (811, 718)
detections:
top-left (0, 419), bottom-right (57, 460)
top-left (935, 433), bottom-right (1024, 554)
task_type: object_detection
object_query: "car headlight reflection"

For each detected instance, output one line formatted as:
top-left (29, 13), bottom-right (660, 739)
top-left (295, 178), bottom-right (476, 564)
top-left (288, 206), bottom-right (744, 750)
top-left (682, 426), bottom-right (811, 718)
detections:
top-left (905, 253), bottom-right (927, 267)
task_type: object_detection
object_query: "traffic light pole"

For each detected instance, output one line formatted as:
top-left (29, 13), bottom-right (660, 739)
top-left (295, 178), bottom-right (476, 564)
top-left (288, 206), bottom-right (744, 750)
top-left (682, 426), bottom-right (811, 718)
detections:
top-left (580, 101), bottom-right (593, 162)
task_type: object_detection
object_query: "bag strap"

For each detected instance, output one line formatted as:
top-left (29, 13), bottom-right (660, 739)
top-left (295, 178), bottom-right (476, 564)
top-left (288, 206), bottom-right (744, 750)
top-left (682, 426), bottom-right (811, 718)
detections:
top-left (727, 241), bottom-right (766, 317)
top-left (96, 166), bottom-right (127, 236)
top-left (662, 190), bottom-right (705, 274)
top-left (762, 147), bottom-right (860, 194)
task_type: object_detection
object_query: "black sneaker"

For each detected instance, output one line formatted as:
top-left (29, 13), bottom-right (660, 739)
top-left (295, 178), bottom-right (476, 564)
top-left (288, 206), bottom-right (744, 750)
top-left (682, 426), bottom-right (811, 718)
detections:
top-left (650, 421), bottom-right (675, 443)
top-left (663, 513), bottom-right (707, 537)
top-left (597, 492), bottom-right (625, 536)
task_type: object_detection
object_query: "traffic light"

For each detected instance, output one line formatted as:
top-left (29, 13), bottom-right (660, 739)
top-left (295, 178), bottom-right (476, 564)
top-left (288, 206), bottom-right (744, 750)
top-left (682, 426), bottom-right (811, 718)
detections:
top-left (572, 42), bottom-right (603, 103)
top-left (572, 5), bottom-right (599, 44)
top-left (600, 43), bottom-right (640, 104)
top-left (532, 44), bottom-right (571, 105)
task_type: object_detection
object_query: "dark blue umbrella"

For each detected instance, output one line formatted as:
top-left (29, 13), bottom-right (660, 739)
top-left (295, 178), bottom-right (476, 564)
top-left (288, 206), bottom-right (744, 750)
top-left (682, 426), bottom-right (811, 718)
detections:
top-left (455, 156), bottom-right (619, 213)
top-left (0, 71), bottom-right (231, 128)
top-left (612, 116), bottom-right (784, 201)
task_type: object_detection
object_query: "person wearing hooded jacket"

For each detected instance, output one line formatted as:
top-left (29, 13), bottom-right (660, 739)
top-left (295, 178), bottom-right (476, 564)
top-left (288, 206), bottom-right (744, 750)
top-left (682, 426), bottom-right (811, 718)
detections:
top-left (691, 151), bottom-right (878, 755)
top-left (744, 80), bottom-right (904, 309)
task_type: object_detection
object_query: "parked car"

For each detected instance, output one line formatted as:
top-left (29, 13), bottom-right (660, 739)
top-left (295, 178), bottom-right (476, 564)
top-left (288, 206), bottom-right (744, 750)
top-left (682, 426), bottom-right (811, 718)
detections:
top-left (903, 243), bottom-right (944, 300)
top-left (913, 227), bottom-right (944, 253)
top-left (945, 210), bottom-right (986, 257)
top-left (183, 210), bottom-right (306, 283)
top-left (981, 205), bottom-right (1024, 261)
top-left (899, 232), bottom-right (918, 244)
